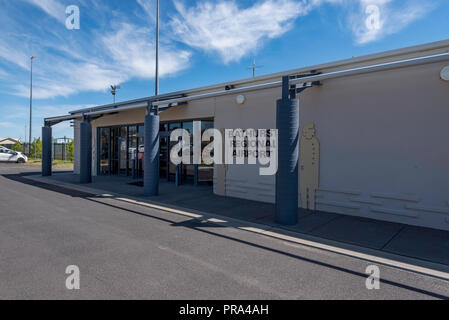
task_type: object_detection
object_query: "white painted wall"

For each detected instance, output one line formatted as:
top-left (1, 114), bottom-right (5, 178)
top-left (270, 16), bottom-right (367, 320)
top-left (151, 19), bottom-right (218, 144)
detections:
top-left (300, 60), bottom-right (449, 230)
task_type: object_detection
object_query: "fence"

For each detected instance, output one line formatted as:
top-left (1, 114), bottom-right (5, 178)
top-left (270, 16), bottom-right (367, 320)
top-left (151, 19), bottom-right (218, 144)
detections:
top-left (21, 139), bottom-right (73, 162)
top-left (53, 142), bottom-right (73, 161)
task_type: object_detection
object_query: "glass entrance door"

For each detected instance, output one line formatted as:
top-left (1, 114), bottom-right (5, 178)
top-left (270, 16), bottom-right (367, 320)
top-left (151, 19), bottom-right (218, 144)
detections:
top-left (99, 128), bottom-right (110, 175)
top-left (159, 120), bottom-right (214, 185)
top-left (181, 121), bottom-right (194, 184)
top-left (128, 126), bottom-right (137, 177)
top-left (109, 128), bottom-right (119, 175)
top-left (198, 120), bottom-right (214, 185)
top-left (167, 122), bottom-right (181, 182)
top-left (137, 125), bottom-right (145, 178)
top-left (159, 128), bottom-right (169, 179)
top-left (119, 127), bottom-right (127, 175)
top-left (98, 124), bottom-right (137, 176)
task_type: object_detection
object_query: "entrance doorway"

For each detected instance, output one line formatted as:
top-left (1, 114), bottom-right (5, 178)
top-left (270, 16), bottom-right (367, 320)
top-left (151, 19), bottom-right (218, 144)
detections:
top-left (159, 119), bottom-right (214, 186)
top-left (110, 127), bottom-right (119, 175)
top-left (97, 124), bottom-right (144, 177)
top-left (97, 120), bottom-right (213, 186)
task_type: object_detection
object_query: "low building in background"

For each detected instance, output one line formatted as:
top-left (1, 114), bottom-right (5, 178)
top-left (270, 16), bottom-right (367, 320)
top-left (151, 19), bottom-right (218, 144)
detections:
top-left (0, 138), bottom-right (21, 150)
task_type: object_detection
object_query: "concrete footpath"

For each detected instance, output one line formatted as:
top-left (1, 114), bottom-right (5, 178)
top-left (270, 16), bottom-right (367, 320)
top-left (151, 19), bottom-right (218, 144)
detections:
top-left (14, 171), bottom-right (449, 280)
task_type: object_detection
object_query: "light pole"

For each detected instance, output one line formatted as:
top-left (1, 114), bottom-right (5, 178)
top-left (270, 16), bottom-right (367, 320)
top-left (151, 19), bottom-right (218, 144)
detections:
top-left (110, 85), bottom-right (120, 104)
top-left (155, 0), bottom-right (159, 96)
top-left (29, 56), bottom-right (35, 155)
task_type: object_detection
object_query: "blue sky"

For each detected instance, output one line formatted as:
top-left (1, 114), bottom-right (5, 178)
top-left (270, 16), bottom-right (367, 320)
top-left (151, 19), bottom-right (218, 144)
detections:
top-left (0, 0), bottom-right (448, 140)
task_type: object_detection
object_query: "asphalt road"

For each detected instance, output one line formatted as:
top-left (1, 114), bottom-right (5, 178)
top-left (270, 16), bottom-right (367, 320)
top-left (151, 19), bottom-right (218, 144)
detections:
top-left (0, 163), bottom-right (448, 299)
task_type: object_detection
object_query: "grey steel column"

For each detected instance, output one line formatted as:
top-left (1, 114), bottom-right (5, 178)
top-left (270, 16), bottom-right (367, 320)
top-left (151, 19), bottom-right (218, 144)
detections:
top-left (194, 164), bottom-right (199, 186)
top-left (275, 76), bottom-right (299, 225)
top-left (80, 119), bottom-right (92, 184)
top-left (144, 112), bottom-right (160, 196)
top-left (42, 125), bottom-right (52, 177)
top-left (175, 164), bottom-right (181, 187)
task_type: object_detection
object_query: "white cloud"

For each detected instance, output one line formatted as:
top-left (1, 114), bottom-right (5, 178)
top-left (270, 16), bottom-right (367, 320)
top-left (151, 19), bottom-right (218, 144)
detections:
top-left (169, 0), bottom-right (313, 63)
top-left (0, 121), bottom-right (15, 128)
top-left (0, 67), bottom-right (9, 78)
top-left (24, 0), bottom-right (66, 24)
top-left (102, 23), bottom-right (191, 79)
top-left (8, 22), bottom-right (191, 100)
top-left (0, 40), bottom-right (30, 70)
top-left (0, 1), bottom-right (191, 100)
top-left (136, 0), bottom-right (156, 22)
top-left (169, 0), bottom-right (435, 61)
top-left (10, 60), bottom-right (127, 99)
top-left (346, 0), bottom-right (434, 44)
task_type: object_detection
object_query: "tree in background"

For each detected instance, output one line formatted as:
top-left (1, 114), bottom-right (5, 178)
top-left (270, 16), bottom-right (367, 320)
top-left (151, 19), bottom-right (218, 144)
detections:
top-left (11, 141), bottom-right (23, 152)
top-left (31, 138), bottom-right (42, 158)
top-left (67, 140), bottom-right (74, 161)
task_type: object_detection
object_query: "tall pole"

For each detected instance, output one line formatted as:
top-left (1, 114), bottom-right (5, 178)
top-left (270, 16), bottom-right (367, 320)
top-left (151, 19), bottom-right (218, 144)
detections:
top-left (252, 59), bottom-right (255, 78)
top-left (110, 85), bottom-right (119, 104)
top-left (29, 56), bottom-right (35, 155)
top-left (155, 0), bottom-right (159, 96)
top-left (248, 58), bottom-right (262, 78)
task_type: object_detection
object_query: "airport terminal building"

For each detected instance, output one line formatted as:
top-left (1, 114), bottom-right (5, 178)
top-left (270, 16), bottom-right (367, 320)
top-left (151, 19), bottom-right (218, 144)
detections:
top-left (44, 39), bottom-right (449, 231)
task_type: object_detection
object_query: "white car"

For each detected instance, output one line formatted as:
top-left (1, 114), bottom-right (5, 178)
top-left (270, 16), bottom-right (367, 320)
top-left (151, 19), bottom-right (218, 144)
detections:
top-left (0, 147), bottom-right (28, 163)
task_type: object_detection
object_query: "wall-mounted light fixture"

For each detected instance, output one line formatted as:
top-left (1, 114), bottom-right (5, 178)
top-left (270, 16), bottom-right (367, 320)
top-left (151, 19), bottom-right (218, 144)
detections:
top-left (440, 66), bottom-right (449, 81)
top-left (236, 95), bottom-right (245, 105)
